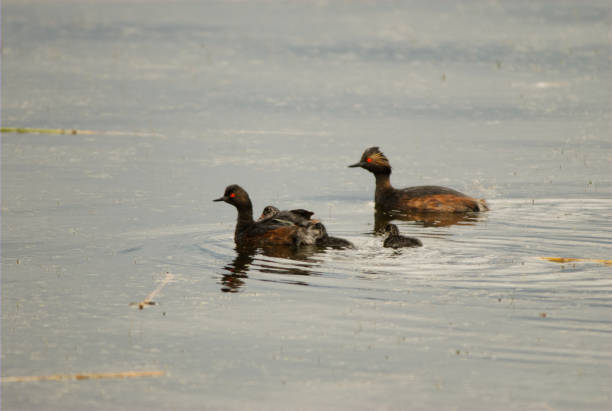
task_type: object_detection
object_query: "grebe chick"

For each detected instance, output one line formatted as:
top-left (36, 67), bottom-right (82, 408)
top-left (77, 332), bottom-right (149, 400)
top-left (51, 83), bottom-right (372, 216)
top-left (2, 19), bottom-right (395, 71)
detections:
top-left (257, 206), bottom-right (351, 248)
top-left (214, 185), bottom-right (324, 247)
top-left (258, 205), bottom-right (280, 221)
top-left (312, 222), bottom-right (354, 249)
top-left (349, 147), bottom-right (488, 213)
top-left (383, 224), bottom-right (422, 248)
top-left (257, 205), bottom-right (318, 227)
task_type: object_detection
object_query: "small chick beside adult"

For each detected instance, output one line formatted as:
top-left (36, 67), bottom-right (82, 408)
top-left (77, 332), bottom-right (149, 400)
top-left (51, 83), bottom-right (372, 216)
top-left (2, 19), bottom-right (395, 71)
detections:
top-left (383, 224), bottom-right (422, 248)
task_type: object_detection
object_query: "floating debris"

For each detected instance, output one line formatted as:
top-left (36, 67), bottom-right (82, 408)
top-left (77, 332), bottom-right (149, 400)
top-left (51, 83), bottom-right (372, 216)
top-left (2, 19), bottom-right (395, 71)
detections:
top-left (130, 272), bottom-right (175, 309)
top-left (540, 257), bottom-right (612, 266)
top-left (1, 127), bottom-right (164, 138)
top-left (1, 370), bottom-right (164, 383)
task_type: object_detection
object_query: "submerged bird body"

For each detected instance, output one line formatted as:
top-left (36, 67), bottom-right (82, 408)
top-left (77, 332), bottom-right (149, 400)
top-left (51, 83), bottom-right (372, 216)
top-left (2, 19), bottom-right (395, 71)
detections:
top-left (383, 224), bottom-right (422, 248)
top-left (349, 147), bottom-right (488, 213)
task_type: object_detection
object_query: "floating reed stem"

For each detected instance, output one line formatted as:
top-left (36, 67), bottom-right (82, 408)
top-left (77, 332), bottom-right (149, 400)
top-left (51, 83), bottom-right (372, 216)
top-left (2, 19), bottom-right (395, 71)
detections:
top-left (1, 370), bottom-right (164, 383)
top-left (1, 127), bottom-right (163, 138)
top-left (540, 257), bottom-right (612, 266)
top-left (130, 272), bottom-right (175, 309)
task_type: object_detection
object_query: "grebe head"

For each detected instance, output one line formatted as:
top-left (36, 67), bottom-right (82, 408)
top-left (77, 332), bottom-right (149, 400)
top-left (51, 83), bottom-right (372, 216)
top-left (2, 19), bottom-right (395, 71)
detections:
top-left (384, 223), bottom-right (400, 236)
top-left (213, 184), bottom-right (251, 209)
top-left (349, 146), bottom-right (391, 175)
top-left (312, 222), bottom-right (327, 237)
top-left (259, 205), bottom-right (280, 220)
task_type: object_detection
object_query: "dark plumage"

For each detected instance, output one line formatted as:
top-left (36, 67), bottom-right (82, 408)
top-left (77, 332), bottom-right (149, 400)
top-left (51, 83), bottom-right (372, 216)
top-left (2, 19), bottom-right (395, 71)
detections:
top-left (215, 185), bottom-right (348, 249)
top-left (257, 205), bottom-right (318, 227)
top-left (383, 224), bottom-right (422, 248)
top-left (257, 204), bottom-right (352, 248)
top-left (258, 205), bottom-right (280, 221)
top-left (349, 147), bottom-right (488, 213)
top-left (312, 222), bottom-right (354, 249)
top-left (214, 185), bottom-right (323, 247)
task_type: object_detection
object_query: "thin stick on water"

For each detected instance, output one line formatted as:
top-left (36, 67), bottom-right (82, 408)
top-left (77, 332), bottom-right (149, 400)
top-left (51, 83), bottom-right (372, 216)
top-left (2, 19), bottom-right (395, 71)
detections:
top-left (131, 272), bottom-right (175, 309)
top-left (540, 257), bottom-right (612, 266)
top-left (1, 370), bottom-right (165, 383)
top-left (1, 127), bottom-right (164, 138)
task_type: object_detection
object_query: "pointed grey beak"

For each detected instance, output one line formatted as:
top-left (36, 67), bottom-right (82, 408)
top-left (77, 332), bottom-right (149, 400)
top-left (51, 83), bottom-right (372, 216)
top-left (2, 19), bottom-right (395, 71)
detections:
top-left (348, 161), bottom-right (364, 168)
top-left (213, 196), bottom-right (227, 202)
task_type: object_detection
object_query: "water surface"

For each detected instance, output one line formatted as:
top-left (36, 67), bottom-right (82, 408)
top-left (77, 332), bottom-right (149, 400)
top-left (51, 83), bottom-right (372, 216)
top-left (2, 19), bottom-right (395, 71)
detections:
top-left (2, 1), bottom-right (611, 410)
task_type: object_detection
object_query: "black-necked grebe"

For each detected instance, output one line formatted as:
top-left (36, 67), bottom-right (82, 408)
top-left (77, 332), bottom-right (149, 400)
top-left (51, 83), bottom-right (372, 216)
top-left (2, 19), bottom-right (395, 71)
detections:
top-left (214, 185), bottom-right (349, 248)
top-left (349, 147), bottom-right (488, 213)
top-left (383, 224), bottom-right (422, 248)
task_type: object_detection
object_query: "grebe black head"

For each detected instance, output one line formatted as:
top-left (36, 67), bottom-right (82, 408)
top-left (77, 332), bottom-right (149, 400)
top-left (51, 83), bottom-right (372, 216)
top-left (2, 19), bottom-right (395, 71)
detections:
top-left (348, 146), bottom-right (391, 175)
top-left (213, 184), bottom-right (251, 209)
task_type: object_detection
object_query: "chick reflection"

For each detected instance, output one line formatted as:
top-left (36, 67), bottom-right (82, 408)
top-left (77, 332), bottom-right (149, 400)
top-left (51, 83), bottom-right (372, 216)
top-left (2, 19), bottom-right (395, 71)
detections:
top-left (374, 209), bottom-right (481, 233)
top-left (220, 244), bottom-right (324, 293)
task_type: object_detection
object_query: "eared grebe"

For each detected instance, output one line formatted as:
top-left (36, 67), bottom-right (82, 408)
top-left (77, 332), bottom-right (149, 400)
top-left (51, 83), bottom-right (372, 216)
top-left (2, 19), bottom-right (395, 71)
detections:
top-left (214, 185), bottom-right (347, 248)
top-left (214, 185), bottom-right (320, 246)
top-left (349, 147), bottom-right (488, 213)
top-left (383, 224), bottom-right (422, 248)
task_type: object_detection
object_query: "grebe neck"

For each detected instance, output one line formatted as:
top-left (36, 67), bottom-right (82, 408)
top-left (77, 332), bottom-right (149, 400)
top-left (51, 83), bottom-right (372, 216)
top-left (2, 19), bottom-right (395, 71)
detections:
top-left (234, 200), bottom-right (255, 239)
top-left (374, 173), bottom-right (393, 201)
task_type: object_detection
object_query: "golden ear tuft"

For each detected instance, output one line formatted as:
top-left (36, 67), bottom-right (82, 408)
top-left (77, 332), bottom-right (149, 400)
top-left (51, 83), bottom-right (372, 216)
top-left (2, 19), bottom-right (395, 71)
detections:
top-left (370, 152), bottom-right (390, 166)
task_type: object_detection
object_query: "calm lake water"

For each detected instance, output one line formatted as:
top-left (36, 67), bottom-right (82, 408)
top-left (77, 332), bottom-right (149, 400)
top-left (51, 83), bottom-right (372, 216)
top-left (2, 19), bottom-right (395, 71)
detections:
top-left (2, 1), bottom-right (611, 410)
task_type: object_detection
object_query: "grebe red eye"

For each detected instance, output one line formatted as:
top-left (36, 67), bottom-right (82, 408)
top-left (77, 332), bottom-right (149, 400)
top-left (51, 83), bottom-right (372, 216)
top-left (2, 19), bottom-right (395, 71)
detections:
top-left (230, 193), bottom-right (236, 198)
top-left (366, 158), bottom-right (372, 163)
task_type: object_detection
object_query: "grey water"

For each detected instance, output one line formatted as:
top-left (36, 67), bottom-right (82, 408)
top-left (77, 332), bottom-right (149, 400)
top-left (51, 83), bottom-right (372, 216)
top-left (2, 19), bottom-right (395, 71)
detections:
top-left (2, 1), bottom-right (611, 410)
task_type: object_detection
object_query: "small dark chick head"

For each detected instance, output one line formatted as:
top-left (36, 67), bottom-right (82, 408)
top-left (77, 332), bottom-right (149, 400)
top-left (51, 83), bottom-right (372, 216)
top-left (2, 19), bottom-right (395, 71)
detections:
top-left (259, 205), bottom-right (280, 220)
top-left (384, 223), bottom-right (400, 236)
top-left (312, 222), bottom-right (354, 248)
top-left (383, 223), bottom-right (422, 248)
top-left (312, 222), bottom-right (328, 238)
top-left (213, 184), bottom-right (251, 208)
top-left (348, 146), bottom-right (391, 174)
